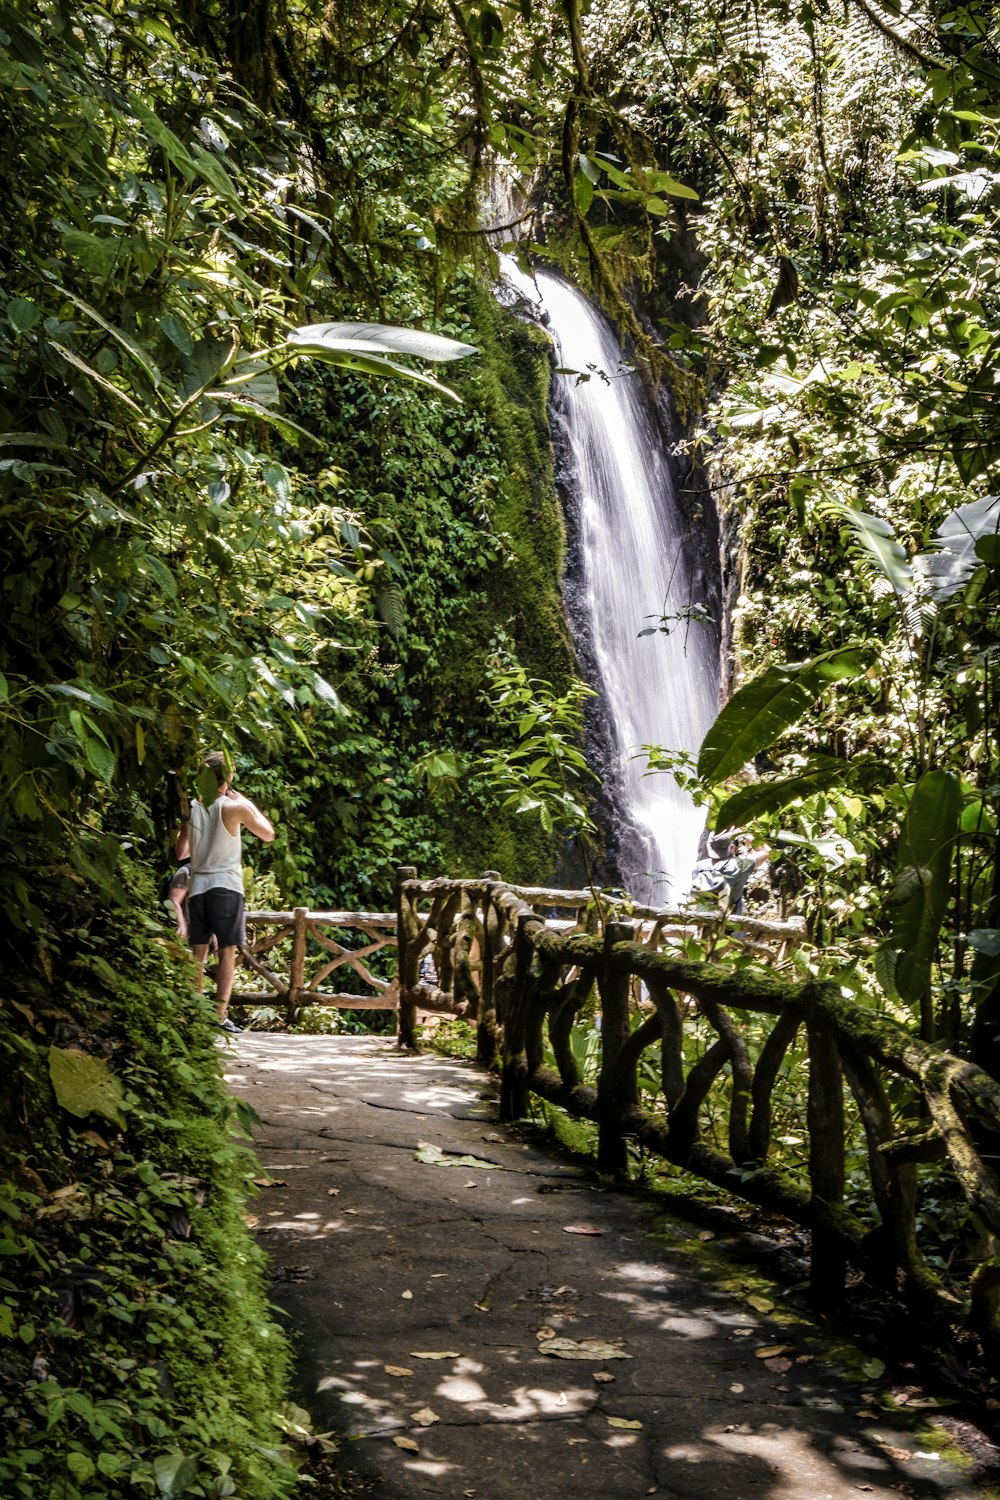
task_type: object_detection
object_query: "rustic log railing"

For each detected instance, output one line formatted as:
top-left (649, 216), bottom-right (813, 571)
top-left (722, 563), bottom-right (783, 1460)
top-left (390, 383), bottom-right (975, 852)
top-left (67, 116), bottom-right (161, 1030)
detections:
top-left (394, 869), bottom-right (1000, 1346)
top-left (231, 909), bottom-right (398, 1022)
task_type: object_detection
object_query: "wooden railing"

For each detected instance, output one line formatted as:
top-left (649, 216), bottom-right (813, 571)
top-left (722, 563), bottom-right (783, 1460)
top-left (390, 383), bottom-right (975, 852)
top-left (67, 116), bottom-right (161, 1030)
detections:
top-left (232, 909), bottom-right (398, 1021)
top-left (394, 869), bottom-right (1000, 1347)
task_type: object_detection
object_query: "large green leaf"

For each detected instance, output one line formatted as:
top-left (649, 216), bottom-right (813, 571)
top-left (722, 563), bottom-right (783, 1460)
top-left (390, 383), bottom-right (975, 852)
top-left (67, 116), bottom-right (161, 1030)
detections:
top-left (714, 756), bottom-right (852, 829)
top-left (828, 503), bottom-right (913, 595)
top-left (48, 1047), bottom-right (126, 1129)
top-left (914, 494), bottom-right (1000, 599)
top-left (153, 1451), bottom-right (200, 1499)
top-left (287, 322), bottom-right (477, 363)
top-left (698, 645), bottom-right (870, 785)
top-left (272, 343), bottom-right (470, 402)
top-left (889, 769), bottom-right (962, 1005)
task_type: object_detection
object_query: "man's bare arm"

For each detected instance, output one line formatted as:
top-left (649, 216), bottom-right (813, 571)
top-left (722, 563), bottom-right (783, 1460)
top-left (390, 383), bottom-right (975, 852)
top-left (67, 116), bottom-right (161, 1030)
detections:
top-left (222, 792), bottom-right (275, 843)
top-left (168, 884), bottom-right (188, 938)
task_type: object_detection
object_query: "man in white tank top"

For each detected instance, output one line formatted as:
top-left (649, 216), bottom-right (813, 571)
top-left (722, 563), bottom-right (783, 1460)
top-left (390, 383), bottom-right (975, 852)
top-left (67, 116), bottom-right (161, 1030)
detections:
top-left (176, 752), bottom-right (275, 1032)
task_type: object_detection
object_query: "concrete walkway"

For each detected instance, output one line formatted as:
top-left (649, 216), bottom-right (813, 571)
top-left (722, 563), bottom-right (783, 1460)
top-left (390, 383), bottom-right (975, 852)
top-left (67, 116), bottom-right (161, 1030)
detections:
top-left (224, 1034), bottom-right (987, 1500)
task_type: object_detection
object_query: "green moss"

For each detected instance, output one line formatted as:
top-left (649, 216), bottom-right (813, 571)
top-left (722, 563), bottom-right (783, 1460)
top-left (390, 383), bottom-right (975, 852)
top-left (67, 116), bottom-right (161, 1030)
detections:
top-left (911, 1422), bottom-right (975, 1469)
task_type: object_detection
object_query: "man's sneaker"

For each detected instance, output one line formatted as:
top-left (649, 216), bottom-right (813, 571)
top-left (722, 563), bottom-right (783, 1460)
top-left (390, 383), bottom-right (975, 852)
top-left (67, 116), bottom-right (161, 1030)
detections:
top-left (218, 1017), bottom-right (242, 1034)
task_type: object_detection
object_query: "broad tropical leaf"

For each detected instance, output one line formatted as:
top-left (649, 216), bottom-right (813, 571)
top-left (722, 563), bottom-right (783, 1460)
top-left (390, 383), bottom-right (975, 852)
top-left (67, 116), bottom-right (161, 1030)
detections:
top-left (698, 645), bottom-right (870, 784)
top-left (889, 770), bottom-right (962, 1005)
top-left (287, 322), bottom-right (478, 363)
top-left (714, 756), bottom-right (852, 829)
top-left (914, 494), bottom-right (1000, 599)
top-left (277, 345), bottom-right (469, 402)
top-left (827, 503), bottom-right (913, 595)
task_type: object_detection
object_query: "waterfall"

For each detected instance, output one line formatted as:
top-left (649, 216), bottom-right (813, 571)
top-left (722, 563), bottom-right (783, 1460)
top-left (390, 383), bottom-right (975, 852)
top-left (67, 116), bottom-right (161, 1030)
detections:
top-left (501, 260), bottom-right (720, 904)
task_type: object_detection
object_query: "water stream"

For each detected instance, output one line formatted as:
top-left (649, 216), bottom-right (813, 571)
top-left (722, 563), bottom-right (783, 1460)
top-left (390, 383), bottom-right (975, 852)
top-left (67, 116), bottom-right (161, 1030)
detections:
top-left (502, 261), bottom-right (720, 903)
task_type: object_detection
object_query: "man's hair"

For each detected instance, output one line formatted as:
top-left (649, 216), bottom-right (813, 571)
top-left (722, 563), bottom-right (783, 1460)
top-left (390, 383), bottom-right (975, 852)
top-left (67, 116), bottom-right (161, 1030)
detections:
top-left (203, 751), bottom-right (229, 785)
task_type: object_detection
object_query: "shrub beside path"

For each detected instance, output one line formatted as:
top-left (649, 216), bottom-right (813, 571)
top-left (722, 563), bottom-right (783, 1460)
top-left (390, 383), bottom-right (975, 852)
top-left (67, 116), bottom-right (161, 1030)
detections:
top-left (224, 1033), bottom-right (991, 1499)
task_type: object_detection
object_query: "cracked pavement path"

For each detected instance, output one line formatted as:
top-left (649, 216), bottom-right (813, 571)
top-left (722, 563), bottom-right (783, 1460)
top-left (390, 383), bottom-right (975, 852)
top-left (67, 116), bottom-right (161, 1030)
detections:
top-left (224, 1033), bottom-right (984, 1500)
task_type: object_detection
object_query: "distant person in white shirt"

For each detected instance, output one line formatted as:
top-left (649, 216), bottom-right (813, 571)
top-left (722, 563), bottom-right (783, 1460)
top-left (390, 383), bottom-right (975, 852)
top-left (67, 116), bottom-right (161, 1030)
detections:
top-left (176, 752), bottom-right (275, 1032)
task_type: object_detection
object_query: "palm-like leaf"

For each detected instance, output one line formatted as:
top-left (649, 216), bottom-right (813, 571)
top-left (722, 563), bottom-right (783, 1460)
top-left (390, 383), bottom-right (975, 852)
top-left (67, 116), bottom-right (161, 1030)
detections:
top-left (914, 494), bottom-right (1000, 599)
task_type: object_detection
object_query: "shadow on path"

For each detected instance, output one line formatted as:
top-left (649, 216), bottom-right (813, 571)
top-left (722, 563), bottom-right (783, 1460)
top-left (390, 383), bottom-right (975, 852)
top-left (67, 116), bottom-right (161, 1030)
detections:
top-left (224, 1033), bottom-right (983, 1500)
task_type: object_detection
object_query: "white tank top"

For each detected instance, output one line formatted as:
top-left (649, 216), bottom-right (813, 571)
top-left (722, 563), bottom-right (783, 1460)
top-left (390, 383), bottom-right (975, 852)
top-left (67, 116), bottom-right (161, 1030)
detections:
top-left (188, 799), bottom-right (244, 897)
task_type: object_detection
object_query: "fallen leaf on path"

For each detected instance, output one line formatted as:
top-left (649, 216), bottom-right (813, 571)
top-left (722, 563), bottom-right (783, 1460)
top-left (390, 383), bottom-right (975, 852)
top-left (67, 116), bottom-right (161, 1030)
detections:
top-left (607, 1416), bottom-right (642, 1429)
top-left (401, 1290), bottom-right (413, 1300)
top-left (415, 1142), bottom-right (502, 1170)
top-left (746, 1295), bottom-right (774, 1313)
top-left (763, 1357), bottom-right (792, 1374)
top-left (536, 1326), bottom-right (557, 1341)
top-left (410, 1351), bottom-right (460, 1360)
top-left (862, 1358), bottom-right (885, 1379)
top-left (539, 1337), bottom-right (631, 1361)
top-left (384, 1366), bottom-right (413, 1378)
top-left (393, 1436), bottom-right (419, 1452)
top-left (730, 1383), bottom-right (744, 1394)
top-left (327, 1188), bottom-right (340, 1196)
top-left (410, 1407), bottom-right (439, 1427)
top-left (755, 1345), bottom-right (795, 1360)
top-left (253, 1177), bottom-right (286, 1187)
top-left (593, 1372), bottom-right (615, 1383)
top-left (566, 1437), bottom-right (588, 1445)
top-left (562, 1224), bottom-right (603, 1236)
top-left (698, 1230), bottom-right (715, 1241)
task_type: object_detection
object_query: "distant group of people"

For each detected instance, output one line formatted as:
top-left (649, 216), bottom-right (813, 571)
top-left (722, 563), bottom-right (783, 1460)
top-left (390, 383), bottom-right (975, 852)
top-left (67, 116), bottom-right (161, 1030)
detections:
top-left (690, 829), bottom-right (770, 914)
top-left (166, 751), bottom-right (275, 1034)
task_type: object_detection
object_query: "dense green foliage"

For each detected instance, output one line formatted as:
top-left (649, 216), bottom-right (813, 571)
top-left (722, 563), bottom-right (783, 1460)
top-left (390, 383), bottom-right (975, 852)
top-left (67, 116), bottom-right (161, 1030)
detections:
top-left (1, 860), bottom-right (297, 1498)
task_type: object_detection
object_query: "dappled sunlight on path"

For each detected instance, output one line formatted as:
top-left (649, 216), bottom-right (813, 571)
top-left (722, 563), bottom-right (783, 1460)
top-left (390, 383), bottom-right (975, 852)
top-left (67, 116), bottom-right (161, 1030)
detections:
top-left (225, 1034), bottom-right (981, 1500)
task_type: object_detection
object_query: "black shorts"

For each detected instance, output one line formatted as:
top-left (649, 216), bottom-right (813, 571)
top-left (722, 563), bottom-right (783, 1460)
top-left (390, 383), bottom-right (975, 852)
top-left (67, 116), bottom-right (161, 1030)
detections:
top-left (188, 889), bottom-right (246, 949)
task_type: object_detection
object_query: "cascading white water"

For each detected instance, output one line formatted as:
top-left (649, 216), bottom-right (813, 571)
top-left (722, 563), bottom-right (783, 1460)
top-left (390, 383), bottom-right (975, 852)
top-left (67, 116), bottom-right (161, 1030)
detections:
top-left (502, 260), bottom-right (720, 903)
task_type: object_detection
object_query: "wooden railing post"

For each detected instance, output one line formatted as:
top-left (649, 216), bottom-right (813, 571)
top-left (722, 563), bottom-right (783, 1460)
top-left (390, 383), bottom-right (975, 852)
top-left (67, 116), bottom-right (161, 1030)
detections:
top-left (395, 866), bottom-right (419, 1049)
top-left (478, 872), bottom-right (501, 1068)
top-left (598, 921), bottom-right (635, 1176)
top-left (806, 1019), bottom-right (846, 1307)
top-left (501, 909), bottom-right (537, 1121)
top-left (286, 906), bottom-right (308, 1025)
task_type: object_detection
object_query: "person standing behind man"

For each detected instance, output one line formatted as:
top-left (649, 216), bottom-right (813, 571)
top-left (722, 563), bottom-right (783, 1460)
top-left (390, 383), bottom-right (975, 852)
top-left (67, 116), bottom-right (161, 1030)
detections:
top-left (176, 752), bottom-right (275, 1033)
